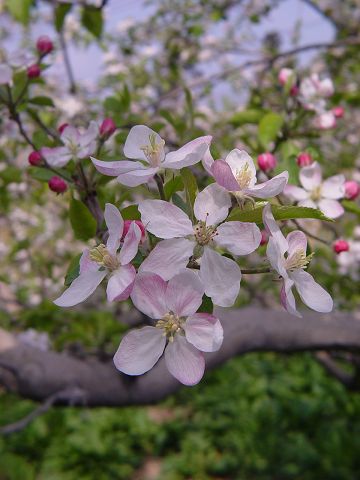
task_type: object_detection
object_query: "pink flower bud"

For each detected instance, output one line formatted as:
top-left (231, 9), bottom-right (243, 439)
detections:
top-left (58, 123), bottom-right (69, 134)
top-left (296, 152), bottom-right (313, 167)
top-left (36, 36), bottom-right (54, 55)
top-left (48, 176), bottom-right (67, 194)
top-left (100, 118), bottom-right (116, 139)
top-left (28, 150), bottom-right (42, 166)
top-left (344, 180), bottom-right (360, 200)
top-left (260, 230), bottom-right (268, 246)
top-left (333, 240), bottom-right (349, 254)
top-left (332, 106), bottom-right (344, 119)
top-left (290, 85), bottom-right (299, 96)
top-left (122, 220), bottom-right (146, 242)
top-left (278, 68), bottom-right (294, 86)
top-left (257, 152), bottom-right (277, 172)
top-left (27, 64), bottom-right (41, 79)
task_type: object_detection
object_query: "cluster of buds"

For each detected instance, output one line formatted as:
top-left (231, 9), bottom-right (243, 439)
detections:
top-left (27, 36), bottom-right (54, 80)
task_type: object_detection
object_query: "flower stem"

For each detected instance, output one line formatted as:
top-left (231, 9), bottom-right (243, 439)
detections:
top-left (155, 174), bottom-right (166, 200)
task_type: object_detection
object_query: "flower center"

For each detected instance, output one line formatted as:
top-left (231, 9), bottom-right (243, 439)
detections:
top-left (140, 133), bottom-right (165, 167)
top-left (89, 244), bottom-right (119, 270)
top-left (194, 219), bottom-right (218, 246)
top-left (285, 249), bottom-right (314, 271)
top-left (156, 312), bottom-right (184, 341)
top-left (235, 163), bottom-right (252, 189)
top-left (310, 185), bottom-right (322, 201)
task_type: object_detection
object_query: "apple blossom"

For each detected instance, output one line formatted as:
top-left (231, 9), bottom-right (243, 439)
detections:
top-left (299, 73), bottom-right (334, 111)
top-left (48, 176), bottom-right (67, 193)
top-left (138, 183), bottom-right (262, 307)
top-left (257, 152), bottom-right (277, 172)
top-left (91, 124), bottom-right (212, 187)
top-left (28, 151), bottom-right (42, 166)
top-left (211, 149), bottom-right (288, 202)
top-left (333, 240), bottom-right (349, 254)
top-left (113, 270), bottom-right (223, 385)
top-left (313, 111), bottom-right (336, 130)
top-left (344, 180), bottom-right (360, 200)
top-left (284, 162), bottom-right (345, 219)
top-left (297, 152), bottom-right (313, 167)
top-left (27, 64), bottom-right (41, 79)
top-left (41, 122), bottom-right (98, 168)
top-left (54, 204), bottom-right (142, 307)
top-left (263, 204), bottom-right (333, 317)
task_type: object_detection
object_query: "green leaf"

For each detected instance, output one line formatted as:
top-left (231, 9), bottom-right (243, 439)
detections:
top-left (228, 204), bottom-right (334, 223)
top-left (12, 70), bottom-right (28, 102)
top-left (198, 295), bottom-right (213, 313)
top-left (120, 204), bottom-right (140, 220)
top-left (69, 198), bottom-right (97, 241)
top-left (28, 96), bottom-right (55, 107)
top-left (258, 113), bottom-right (284, 149)
top-left (230, 109), bottom-right (264, 127)
top-left (64, 253), bottom-right (81, 286)
top-left (342, 200), bottom-right (360, 217)
top-left (29, 167), bottom-right (56, 182)
top-left (5, 0), bottom-right (31, 24)
top-left (180, 168), bottom-right (198, 210)
top-left (172, 193), bottom-right (191, 217)
top-left (81, 7), bottom-right (103, 38)
top-left (54, 3), bottom-right (72, 31)
top-left (164, 176), bottom-right (184, 200)
top-left (0, 166), bottom-right (22, 184)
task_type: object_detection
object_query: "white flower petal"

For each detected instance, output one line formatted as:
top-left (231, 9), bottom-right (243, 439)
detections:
top-left (318, 199), bottom-right (344, 219)
top-left (105, 203), bottom-right (124, 255)
top-left (79, 249), bottom-right (99, 274)
top-left (321, 174), bottom-right (345, 200)
top-left (298, 199), bottom-right (317, 209)
top-left (130, 272), bottom-right (168, 319)
top-left (290, 269), bottom-right (333, 313)
top-left (280, 277), bottom-right (301, 317)
top-left (225, 149), bottom-right (257, 187)
top-left (139, 199), bottom-right (193, 239)
top-left (211, 160), bottom-right (240, 191)
top-left (54, 270), bottom-right (106, 307)
top-left (114, 326), bottom-right (166, 375)
top-left (0, 64), bottom-right (12, 84)
top-left (124, 125), bottom-right (164, 162)
top-left (286, 231), bottom-right (307, 257)
top-left (194, 183), bottom-right (231, 226)
top-left (266, 237), bottom-right (288, 278)
top-left (165, 335), bottom-right (205, 385)
top-left (166, 270), bottom-right (204, 317)
top-left (215, 221), bottom-right (261, 255)
top-left (199, 247), bottom-right (241, 307)
top-left (202, 147), bottom-right (214, 175)
top-left (91, 157), bottom-right (143, 176)
top-left (245, 171), bottom-right (288, 199)
top-left (299, 162), bottom-right (322, 191)
top-left (119, 222), bottom-right (141, 265)
top-left (41, 146), bottom-right (72, 168)
top-left (106, 265), bottom-right (136, 302)
top-left (116, 166), bottom-right (159, 187)
top-left (284, 185), bottom-right (309, 201)
top-left (262, 203), bottom-right (288, 256)
top-left (162, 136), bottom-right (212, 169)
top-left (185, 313), bottom-right (223, 352)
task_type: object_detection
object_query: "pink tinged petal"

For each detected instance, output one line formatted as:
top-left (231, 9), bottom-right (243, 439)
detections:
top-left (215, 221), bottom-right (261, 255)
top-left (61, 125), bottom-right (79, 146)
top-left (41, 146), bottom-right (72, 168)
top-left (166, 270), bottom-right (204, 317)
top-left (199, 247), bottom-right (241, 307)
top-left (124, 125), bottom-right (165, 163)
top-left (245, 171), bottom-right (288, 199)
top-left (106, 264), bottom-right (136, 302)
top-left (130, 272), bottom-right (168, 319)
top-left (164, 335), bottom-right (205, 386)
top-left (211, 160), bottom-right (240, 191)
top-left (185, 313), bottom-right (223, 352)
top-left (299, 162), bottom-right (322, 191)
top-left (280, 278), bottom-right (301, 318)
top-left (113, 326), bottom-right (166, 375)
top-left (286, 230), bottom-right (307, 257)
top-left (318, 199), bottom-right (344, 219)
top-left (266, 237), bottom-right (288, 278)
top-left (79, 249), bottom-right (99, 274)
top-left (290, 269), bottom-right (333, 313)
top-left (225, 149), bottom-right (257, 187)
top-left (162, 135), bottom-right (212, 169)
top-left (105, 203), bottom-right (124, 254)
top-left (202, 147), bottom-right (214, 175)
top-left (321, 174), bottom-right (345, 200)
top-left (116, 166), bottom-right (159, 187)
top-left (139, 238), bottom-right (195, 280)
top-left (139, 199), bottom-right (193, 239)
top-left (91, 157), bottom-right (143, 176)
top-left (283, 185), bottom-right (309, 201)
top-left (119, 222), bottom-right (141, 265)
top-left (262, 204), bottom-right (288, 256)
top-left (194, 183), bottom-right (231, 226)
top-left (0, 64), bottom-right (12, 84)
top-left (298, 199), bottom-right (317, 209)
top-left (54, 270), bottom-right (106, 307)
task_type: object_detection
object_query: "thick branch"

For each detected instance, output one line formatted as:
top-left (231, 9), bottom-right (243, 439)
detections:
top-left (1, 308), bottom-right (360, 409)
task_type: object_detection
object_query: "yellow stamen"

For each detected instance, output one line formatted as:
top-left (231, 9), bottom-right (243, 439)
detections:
top-left (235, 163), bottom-right (253, 189)
top-left (156, 312), bottom-right (184, 341)
top-left (285, 250), bottom-right (314, 271)
top-left (89, 244), bottom-right (119, 270)
top-left (140, 134), bottom-right (165, 167)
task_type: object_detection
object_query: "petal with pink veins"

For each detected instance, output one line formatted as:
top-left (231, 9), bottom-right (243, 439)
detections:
top-left (202, 147), bottom-right (214, 175)
top-left (225, 149), bottom-right (257, 187)
top-left (216, 221), bottom-right (261, 255)
top-left (211, 160), bottom-right (240, 191)
top-left (124, 125), bottom-right (165, 163)
top-left (79, 249), bottom-right (99, 274)
top-left (114, 326), bottom-right (166, 375)
top-left (321, 174), bottom-right (345, 200)
top-left (245, 171), bottom-right (288, 199)
top-left (185, 313), bottom-right (223, 352)
top-left (266, 237), bottom-right (288, 278)
top-left (299, 162), bottom-right (322, 191)
top-left (194, 183), bottom-right (231, 226)
top-left (280, 277), bottom-right (301, 317)
top-left (284, 185), bottom-right (309, 201)
top-left (162, 136), bottom-right (212, 169)
top-left (166, 270), bottom-right (204, 317)
top-left (318, 199), bottom-right (344, 219)
top-left (54, 270), bottom-right (106, 307)
top-left (61, 125), bottom-right (79, 146)
top-left (106, 264), bottom-right (136, 302)
top-left (286, 231), bottom-right (307, 257)
top-left (290, 269), bottom-right (333, 313)
top-left (116, 166), bottom-right (159, 187)
top-left (119, 222), bottom-right (142, 265)
top-left (41, 146), bottom-right (72, 168)
top-left (105, 203), bottom-right (124, 255)
top-left (165, 335), bottom-right (205, 385)
top-left (91, 157), bottom-right (143, 176)
top-left (262, 204), bottom-right (288, 256)
top-left (139, 200), bottom-right (194, 239)
top-left (139, 238), bottom-right (195, 280)
top-left (199, 247), bottom-right (241, 307)
top-left (130, 272), bottom-right (168, 319)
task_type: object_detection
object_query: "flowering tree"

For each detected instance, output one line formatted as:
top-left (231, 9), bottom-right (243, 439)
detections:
top-left (0, 0), bottom-right (360, 432)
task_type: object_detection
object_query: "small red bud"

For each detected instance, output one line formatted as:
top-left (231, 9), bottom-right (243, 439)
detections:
top-left (36, 36), bottom-right (54, 55)
top-left (122, 220), bottom-right (146, 242)
top-left (297, 152), bottom-right (313, 167)
top-left (332, 106), bottom-right (344, 119)
top-left (58, 123), bottom-right (69, 134)
top-left (257, 152), bottom-right (277, 172)
top-left (28, 150), bottom-right (42, 166)
top-left (48, 176), bottom-right (67, 194)
top-left (290, 85), bottom-right (299, 96)
top-left (100, 118), bottom-right (116, 139)
top-left (260, 230), bottom-right (268, 246)
top-left (344, 180), bottom-right (360, 200)
top-left (27, 64), bottom-right (41, 79)
top-left (333, 240), bottom-right (349, 254)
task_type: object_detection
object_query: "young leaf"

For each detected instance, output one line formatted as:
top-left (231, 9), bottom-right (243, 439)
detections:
top-left (164, 176), bottom-right (184, 200)
top-left (81, 7), bottom-right (103, 38)
top-left (5, 0), bottom-right (31, 25)
top-left (228, 204), bottom-right (334, 223)
top-left (342, 200), bottom-right (360, 217)
top-left (258, 113), bottom-right (284, 149)
top-left (69, 198), bottom-right (97, 241)
top-left (64, 253), bottom-right (81, 286)
top-left (28, 96), bottom-right (55, 107)
top-left (54, 3), bottom-right (72, 32)
top-left (180, 168), bottom-right (198, 209)
top-left (121, 204), bottom-right (141, 220)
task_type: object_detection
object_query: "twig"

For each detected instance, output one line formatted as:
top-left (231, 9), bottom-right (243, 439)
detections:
top-left (58, 29), bottom-right (77, 94)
